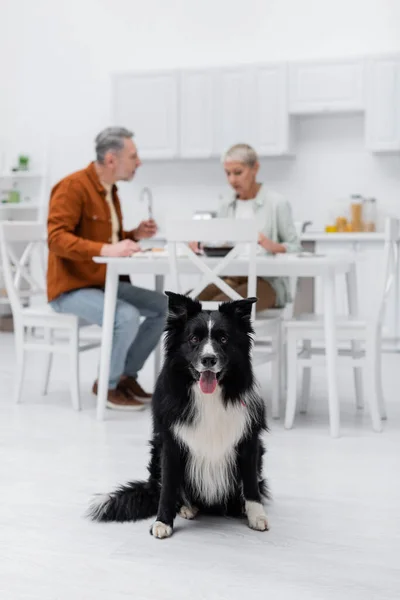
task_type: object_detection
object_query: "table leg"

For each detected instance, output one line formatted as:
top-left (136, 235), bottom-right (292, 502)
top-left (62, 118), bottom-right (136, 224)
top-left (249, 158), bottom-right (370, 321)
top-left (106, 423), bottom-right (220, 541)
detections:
top-left (346, 263), bottom-right (363, 410)
top-left (155, 274), bottom-right (164, 294)
top-left (394, 241), bottom-right (400, 351)
top-left (96, 265), bottom-right (118, 421)
top-left (323, 270), bottom-right (340, 438)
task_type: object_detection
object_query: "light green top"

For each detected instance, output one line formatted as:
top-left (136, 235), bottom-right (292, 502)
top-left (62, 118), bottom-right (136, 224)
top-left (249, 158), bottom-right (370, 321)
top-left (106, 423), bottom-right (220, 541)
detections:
top-left (218, 185), bottom-right (302, 306)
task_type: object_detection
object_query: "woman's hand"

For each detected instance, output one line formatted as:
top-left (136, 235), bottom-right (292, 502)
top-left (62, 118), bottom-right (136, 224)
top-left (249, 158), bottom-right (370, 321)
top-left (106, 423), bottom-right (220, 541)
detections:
top-left (188, 241), bottom-right (202, 254)
top-left (258, 232), bottom-right (286, 254)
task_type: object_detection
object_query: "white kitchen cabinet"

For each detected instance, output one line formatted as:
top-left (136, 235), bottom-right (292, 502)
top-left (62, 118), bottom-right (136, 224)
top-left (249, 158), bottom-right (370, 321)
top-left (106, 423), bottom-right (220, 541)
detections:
top-left (214, 65), bottom-right (291, 157)
top-left (365, 56), bottom-right (400, 152)
top-left (113, 71), bottom-right (179, 159)
top-left (254, 64), bottom-right (291, 155)
top-left (179, 70), bottom-right (216, 158)
top-left (214, 67), bottom-right (256, 154)
top-left (289, 60), bottom-right (364, 114)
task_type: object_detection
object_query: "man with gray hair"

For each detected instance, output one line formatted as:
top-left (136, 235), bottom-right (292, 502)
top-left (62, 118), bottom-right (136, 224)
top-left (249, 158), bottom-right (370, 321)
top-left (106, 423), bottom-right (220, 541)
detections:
top-left (47, 127), bottom-right (167, 411)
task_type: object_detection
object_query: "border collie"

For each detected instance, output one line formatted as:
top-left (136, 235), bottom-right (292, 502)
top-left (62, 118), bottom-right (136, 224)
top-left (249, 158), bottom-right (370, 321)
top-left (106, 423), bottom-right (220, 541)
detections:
top-left (88, 292), bottom-right (269, 538)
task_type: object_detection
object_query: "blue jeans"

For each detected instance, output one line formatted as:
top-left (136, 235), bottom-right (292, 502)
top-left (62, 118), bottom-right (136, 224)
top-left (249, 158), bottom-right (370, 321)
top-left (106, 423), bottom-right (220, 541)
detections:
top-left (50, 282), bottom-right (167, 389)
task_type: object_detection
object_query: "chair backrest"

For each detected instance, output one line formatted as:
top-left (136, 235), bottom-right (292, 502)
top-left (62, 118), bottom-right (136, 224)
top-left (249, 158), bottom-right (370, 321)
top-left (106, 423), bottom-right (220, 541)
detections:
top-left (166, 218), bottom-right (258, 314)
top-left (374, 217), bottom-right (400, 327)
top-left (0, 222), bottom-right (47, 319)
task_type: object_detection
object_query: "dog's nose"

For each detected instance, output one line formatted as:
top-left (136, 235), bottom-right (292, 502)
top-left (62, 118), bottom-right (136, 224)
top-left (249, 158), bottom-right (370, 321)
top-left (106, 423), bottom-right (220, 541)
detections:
top-left (201, 355), bottom-right (217, 368)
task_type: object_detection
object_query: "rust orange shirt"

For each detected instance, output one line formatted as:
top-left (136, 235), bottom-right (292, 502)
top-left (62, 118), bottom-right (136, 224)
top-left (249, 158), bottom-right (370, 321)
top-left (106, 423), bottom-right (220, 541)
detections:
top-left (47, 162), bottom-right (136, 302)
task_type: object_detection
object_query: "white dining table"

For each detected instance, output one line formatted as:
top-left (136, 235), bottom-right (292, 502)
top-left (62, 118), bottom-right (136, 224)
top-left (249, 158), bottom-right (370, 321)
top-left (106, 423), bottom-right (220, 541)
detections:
top-left (93, 252), bottom-right (357, 434)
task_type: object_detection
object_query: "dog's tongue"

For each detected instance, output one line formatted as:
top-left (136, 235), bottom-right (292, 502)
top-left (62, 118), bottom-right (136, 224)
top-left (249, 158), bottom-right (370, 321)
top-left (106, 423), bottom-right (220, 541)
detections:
top-left (199, 371), bottom-right (217, 394)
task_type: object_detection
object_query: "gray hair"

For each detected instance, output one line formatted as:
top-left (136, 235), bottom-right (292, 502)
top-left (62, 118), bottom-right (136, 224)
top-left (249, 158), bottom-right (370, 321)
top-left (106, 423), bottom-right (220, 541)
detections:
top-left (222, 143), bottom-right (259, 167)
top-left (95, 127), bottom-right (134, 163)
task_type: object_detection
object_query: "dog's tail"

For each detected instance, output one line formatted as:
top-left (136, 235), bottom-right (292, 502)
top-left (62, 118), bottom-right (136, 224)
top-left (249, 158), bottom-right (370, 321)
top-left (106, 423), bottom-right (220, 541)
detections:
top-left (87, 480), bottom-right (160, 523)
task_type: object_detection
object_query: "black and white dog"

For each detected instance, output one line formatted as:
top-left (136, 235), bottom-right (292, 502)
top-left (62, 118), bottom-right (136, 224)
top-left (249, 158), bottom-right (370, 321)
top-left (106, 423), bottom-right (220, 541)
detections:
top-left (88, 292), bottom-right (269, 538)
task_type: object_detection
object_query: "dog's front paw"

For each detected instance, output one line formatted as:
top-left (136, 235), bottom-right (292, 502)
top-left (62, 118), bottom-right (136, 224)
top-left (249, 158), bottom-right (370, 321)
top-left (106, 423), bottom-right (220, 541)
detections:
top-left (151, 521), bottom-right (173, 539)
top-left (248, 513), bottom-right (269, 531)
top-left (245, 501), bottom-right (269, 532)
top-left (179, 505), bottom-right (199, 520)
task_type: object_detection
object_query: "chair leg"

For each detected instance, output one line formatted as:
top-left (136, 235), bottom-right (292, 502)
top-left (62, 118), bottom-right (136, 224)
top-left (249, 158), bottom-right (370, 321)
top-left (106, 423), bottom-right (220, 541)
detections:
top-left (353, 366), bottom-right (363, 410)
top-left (373, 329), bottom-right (387, 420)
top-left (41, 329), bottom-right (53, 396)
top-left (285, 331), bottom-right (298, 429)
top-left (279, 329), bottom-right (287, 400)
top-left (271, 327), bottom-right (281, 419)
top-left (69, 325), bottom-right (81, 411)
top-left (351, 340), bottom-right (364, 410)
top-left (14, 325), bottom-right (26, 404)
top-left (299, 340), bottom-right (312, 414)
top-left (365, 330), bottom-right (382, 433)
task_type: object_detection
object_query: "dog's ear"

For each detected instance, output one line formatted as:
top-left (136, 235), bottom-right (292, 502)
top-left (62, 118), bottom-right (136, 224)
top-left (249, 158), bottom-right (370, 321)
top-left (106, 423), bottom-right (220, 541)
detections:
top-left (219, 297), bottom-right (257, 322)
top-left (165, 291), bottom-right (202, 321)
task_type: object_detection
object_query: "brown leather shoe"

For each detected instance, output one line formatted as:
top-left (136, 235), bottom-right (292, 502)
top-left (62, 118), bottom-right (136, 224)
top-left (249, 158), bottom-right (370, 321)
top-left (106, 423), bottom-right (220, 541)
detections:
top-left (119, 375), bottom-right (152, 399)
top-left (92, 380), bottom-right (145, 411)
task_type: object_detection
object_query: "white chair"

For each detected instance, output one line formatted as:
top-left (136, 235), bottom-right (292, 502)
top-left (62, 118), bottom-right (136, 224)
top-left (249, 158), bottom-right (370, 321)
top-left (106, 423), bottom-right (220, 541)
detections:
top-left (165, 218), bottom-right (282, 415)
top-left (0, 222), bottom-right (101, 410)
top-left (284, 217), bottom-right (399, 433)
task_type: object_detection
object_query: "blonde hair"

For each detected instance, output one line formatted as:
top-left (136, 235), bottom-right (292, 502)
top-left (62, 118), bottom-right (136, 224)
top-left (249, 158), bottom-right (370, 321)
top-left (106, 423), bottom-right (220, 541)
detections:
top-left (222, 143), bottom-right (259, 167)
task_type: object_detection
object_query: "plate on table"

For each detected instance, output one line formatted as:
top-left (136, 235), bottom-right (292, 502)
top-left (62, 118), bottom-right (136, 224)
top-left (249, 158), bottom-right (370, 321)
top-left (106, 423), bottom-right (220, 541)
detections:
top-left (202, 245), bottom-right (234, 257)
top-left (296, 252), bottom-right (326, 258)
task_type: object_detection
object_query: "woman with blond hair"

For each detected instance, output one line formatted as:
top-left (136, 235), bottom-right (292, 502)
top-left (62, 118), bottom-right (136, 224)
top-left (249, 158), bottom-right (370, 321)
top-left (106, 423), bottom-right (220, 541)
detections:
top-left (196, 143), bottom-right (301, 311)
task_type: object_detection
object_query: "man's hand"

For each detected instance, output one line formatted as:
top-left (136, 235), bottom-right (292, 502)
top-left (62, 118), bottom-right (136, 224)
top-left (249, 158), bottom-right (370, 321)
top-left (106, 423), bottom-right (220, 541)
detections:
top-left (134, 219), bottom-right (158, 240)
top-left (100, 239), bottom-right (140, 257)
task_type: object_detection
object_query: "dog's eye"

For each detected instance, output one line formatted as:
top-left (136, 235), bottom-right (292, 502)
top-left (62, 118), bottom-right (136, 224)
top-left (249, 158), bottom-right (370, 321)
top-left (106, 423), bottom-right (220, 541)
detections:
top-left (189, 335), bottom-right (199, 344)
top-left (220, 336), bottom-right (228, 344)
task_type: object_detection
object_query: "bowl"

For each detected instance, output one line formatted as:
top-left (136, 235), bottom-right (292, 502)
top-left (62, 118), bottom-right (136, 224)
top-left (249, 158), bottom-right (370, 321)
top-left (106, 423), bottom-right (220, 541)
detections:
top-left (202, 245), bottom-right (234, 257)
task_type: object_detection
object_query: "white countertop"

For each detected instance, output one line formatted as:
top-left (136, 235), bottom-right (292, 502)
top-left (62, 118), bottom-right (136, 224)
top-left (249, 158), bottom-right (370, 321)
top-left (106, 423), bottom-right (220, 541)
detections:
top-left (300, 232), bottom-right (387, 242)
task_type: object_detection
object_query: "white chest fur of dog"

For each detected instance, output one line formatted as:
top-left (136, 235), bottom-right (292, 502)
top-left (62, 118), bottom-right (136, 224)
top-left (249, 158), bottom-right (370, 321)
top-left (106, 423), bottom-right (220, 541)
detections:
top-left (173, 385), bottom-right (251, 505)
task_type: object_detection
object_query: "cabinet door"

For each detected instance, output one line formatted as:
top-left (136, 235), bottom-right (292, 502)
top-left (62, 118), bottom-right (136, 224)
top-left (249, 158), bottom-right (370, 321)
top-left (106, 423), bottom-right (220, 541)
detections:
top-left (365, 56), bottom-right (400, 152)
top-left (179, 70), bottom-right (216, 158)
top-left (215, 67), bottom-right (256, 154)
top-left (255, 64), bottom-right (291, 156)
top-left (113, 72), bottom-right (178, 159)
top-left (289, 60), bottom-right (364, 114)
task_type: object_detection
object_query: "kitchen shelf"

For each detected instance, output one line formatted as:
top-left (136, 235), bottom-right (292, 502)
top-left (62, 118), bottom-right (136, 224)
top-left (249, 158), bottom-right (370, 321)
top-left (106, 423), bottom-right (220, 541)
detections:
top-left (0, 203), bottom-right (39, 210)
top-left (0, 172), bottom-right (44, 179)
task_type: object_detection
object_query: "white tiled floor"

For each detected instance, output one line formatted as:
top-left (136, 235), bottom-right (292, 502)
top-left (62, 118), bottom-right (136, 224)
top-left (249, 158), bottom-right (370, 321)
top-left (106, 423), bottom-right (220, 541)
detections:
top-left (1, 331), bottom-right (399, 600)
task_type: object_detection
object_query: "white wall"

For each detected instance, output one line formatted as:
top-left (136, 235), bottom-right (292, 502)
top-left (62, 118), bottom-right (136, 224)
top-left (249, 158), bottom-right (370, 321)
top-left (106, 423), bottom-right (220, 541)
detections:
top-left (1, 0), bottom-right (400, 230)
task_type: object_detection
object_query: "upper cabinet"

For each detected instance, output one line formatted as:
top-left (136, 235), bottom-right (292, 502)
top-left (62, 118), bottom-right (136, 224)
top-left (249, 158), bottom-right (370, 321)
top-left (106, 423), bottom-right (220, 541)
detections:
top-left (112, 54), bottom-right (400, 159)
top-left (365, 56), bottom-right (400, 152)
top-left (288, 60), bottom-right (364, 114)
top-left (254, 64), bottom-right (291, 156)
top-left (179, 70), bottom-right (216, 158)
top-left (214, 67), bottom-right (256, 153)
top-left (179, 65), bottom-right (291, 158)
top-left (113, 71), bottom-right (179, 159)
